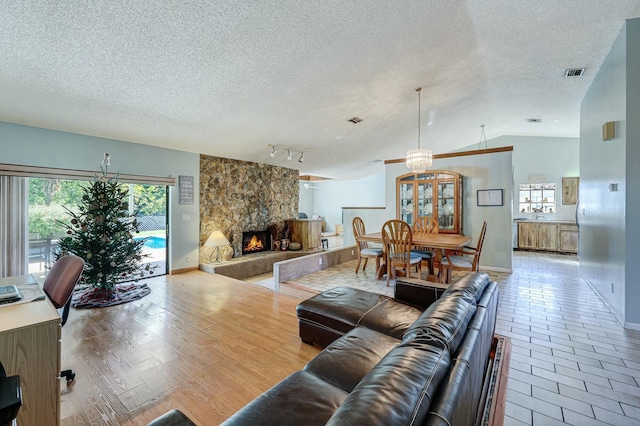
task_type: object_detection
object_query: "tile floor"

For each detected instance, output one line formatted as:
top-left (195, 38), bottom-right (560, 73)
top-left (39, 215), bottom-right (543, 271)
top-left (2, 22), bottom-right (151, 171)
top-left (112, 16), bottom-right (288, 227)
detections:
top-left (270, 251), bottom-right (640, 425)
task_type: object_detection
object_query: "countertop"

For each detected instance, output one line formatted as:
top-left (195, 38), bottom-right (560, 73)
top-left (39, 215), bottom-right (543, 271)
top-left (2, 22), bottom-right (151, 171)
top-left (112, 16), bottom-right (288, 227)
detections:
top-left (514, 218), bottom-right (577, 225)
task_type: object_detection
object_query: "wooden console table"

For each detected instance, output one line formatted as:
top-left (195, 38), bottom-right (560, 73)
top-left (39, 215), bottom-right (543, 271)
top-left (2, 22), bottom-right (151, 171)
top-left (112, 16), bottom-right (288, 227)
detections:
top-left (286, 219), bottom-right (323, 250)
top-left (0, 274), bottom-right (61, 426)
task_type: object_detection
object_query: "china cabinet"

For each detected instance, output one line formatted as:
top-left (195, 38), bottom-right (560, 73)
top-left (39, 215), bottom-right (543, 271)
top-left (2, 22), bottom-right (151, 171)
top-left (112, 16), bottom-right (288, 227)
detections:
top-left (396, 170), bottom-right (463, 234)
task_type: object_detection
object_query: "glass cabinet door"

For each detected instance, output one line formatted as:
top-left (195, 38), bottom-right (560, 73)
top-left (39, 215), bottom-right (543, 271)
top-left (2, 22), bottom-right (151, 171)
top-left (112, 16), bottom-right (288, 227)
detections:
top-left (398, 182), bottom-right (414, 224)
top-left (417, 182), bottom-right (433, 219)
top-left (397, 171), bottom-right (462, 234)
top-left (438, 180), bottom-right (455, 231)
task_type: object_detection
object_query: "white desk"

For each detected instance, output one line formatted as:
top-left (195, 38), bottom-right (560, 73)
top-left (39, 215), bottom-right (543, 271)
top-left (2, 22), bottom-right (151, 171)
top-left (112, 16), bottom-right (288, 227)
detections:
top-left (0, 275), bottom-right (61, 426)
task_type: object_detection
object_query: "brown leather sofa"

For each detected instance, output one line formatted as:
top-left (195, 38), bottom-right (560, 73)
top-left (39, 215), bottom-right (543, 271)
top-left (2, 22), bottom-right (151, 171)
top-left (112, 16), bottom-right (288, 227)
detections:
top-left (222, 272), bottom-right (499, 426)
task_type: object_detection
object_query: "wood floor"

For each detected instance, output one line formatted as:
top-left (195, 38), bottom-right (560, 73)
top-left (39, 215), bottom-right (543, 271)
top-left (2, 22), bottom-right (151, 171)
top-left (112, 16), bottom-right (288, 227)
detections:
top-left (59, 271), bottom-right (320, 425)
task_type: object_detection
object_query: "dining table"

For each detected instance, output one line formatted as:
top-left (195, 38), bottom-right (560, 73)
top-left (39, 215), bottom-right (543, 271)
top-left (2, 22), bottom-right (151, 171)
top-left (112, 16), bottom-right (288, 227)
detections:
top-left (356, 232), bottom-right (472, 282)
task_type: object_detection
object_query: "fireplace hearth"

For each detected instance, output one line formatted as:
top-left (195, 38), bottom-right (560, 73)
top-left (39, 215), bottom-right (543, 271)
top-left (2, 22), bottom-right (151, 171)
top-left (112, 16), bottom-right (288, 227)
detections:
top-left (242, 230), bottom-right (271, 255)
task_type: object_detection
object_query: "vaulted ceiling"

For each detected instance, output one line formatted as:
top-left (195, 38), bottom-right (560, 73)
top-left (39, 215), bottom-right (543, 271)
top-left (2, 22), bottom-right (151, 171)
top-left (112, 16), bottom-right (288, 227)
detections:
top-left (2, 1), bottom-right (640, 179)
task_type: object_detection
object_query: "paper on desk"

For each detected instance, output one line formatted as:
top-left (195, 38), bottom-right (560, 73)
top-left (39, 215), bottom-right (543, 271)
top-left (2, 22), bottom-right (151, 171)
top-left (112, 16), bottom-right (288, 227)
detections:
top-left (0, 274), bottom-right (45, 307)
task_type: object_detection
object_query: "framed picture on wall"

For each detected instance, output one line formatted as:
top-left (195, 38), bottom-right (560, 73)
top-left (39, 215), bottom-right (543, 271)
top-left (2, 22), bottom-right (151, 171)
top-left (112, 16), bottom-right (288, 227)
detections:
top-left (477, 189), bottom-right (503, 206)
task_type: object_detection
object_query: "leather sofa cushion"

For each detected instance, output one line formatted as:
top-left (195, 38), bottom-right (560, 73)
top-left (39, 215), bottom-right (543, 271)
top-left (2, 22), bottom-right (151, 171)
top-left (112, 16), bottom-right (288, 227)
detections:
top-left (221, 371), bottom-right (348, 426)
top-left (326, 335), bottom-right (450, 426)
top-left (403, 293), bottom-right (477, 354)
top-left (425, 328), bottom-right (486, 426)
top-left (358, 299), bottom-right (423, 339)
top-left (442, 272), bottom-right (490, 303)
top-left (296, 286), bottom-right (389, 334)
top-left (304, 327), bottom-right (399, 392)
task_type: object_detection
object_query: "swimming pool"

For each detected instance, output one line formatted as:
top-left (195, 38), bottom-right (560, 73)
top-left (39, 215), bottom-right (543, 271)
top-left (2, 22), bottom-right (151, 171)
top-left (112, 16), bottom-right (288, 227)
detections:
top-left (135, 236), bottom-right (166, 249)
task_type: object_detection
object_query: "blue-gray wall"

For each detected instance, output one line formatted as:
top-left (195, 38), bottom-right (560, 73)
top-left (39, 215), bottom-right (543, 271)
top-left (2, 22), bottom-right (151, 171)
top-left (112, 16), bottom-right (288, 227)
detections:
top-left (341, 150), bottom-right (514, 272)
top-left (580, 18), bottom-right (640, 327)
top-left (0, 121), bottom-right (201, 272)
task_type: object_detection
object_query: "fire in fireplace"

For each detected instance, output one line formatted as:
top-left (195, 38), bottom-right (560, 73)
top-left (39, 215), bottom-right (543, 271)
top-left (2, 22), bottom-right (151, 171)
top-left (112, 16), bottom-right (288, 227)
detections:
top-left (242, 230), bottom-right (271, 255)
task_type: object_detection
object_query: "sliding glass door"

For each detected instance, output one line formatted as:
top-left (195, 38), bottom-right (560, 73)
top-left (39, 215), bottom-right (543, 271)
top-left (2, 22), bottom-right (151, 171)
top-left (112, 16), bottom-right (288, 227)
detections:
top-left (26, 178), bottom-right (168, 276)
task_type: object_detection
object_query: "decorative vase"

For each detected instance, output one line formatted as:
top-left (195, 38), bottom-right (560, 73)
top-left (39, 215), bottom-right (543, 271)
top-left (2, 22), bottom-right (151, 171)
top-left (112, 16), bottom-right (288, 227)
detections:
top-left (221, 245), bottom-right (233, 261)
top-left (281, 239), bottom-right (290, 250)
top-left (272, 240), bottom-right (281, 251)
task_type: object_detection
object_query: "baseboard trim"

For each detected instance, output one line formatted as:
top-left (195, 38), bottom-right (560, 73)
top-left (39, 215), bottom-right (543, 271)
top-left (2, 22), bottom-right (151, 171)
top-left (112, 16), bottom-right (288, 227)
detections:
top-left (581, 272), bottom-right (626, 328)
top-left (480, 266), bottom-right (512, 274)
top-left (624, 321), bottom-right (640, 331)
top-left (170, 266), bottom-right (199, 275)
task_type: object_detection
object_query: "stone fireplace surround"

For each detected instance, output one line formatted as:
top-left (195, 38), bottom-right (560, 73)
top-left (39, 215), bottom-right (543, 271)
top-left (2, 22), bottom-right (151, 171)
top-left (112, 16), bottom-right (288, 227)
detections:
top-left (199, 154), bottom-right (299, 264)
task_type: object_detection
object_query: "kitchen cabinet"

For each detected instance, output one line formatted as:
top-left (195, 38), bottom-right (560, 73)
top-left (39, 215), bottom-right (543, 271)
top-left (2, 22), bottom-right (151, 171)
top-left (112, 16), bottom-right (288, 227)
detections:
top-left (558, 224), bottom-right (579, 253)
top-left (517, 221), bottom-right (578, 253)
top-left (537, 223), bottom-right (559, 251)
top-left (396, 170), bottom-right (463, 234)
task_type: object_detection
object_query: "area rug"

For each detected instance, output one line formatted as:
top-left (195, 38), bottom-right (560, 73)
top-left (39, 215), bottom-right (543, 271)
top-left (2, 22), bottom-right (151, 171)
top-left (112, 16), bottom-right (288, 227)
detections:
top-left (72, 283), bottom-right (151, 308)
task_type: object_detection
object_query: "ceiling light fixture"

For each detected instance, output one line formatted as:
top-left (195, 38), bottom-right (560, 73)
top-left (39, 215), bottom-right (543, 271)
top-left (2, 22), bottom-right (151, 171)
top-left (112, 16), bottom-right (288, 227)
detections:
top-left (406, 87), bottom-right (432, 173)
top-left (268, 144), bottom-right (304, 164)
top-left (478, 124), bottom-right (488, 149)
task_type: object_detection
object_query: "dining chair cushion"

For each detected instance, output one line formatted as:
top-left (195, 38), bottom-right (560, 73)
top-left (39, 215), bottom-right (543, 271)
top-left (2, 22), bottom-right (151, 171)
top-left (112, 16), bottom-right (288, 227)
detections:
top-left (361, 248), bottom-right (383, 256)
top-left (440, 256), bottom-right (473, 269)
top-left (411, 250), bottom-right (434, 259)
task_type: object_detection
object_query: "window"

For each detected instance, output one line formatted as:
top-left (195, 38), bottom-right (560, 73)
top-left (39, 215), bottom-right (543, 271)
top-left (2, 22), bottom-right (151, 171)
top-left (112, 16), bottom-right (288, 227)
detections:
top-left (518, 183), bottom-right (556, 214)
top-left (27, 178), bottom-right (168, 275)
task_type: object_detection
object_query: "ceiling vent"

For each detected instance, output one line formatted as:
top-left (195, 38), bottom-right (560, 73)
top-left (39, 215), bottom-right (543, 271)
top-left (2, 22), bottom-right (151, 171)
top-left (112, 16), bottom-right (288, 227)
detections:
top-left (564, 68), bottom-right (586, 77)
top-left (347, 117), bottom-right (363, 124)
top-left (526, 118), bottom-right (542, 123)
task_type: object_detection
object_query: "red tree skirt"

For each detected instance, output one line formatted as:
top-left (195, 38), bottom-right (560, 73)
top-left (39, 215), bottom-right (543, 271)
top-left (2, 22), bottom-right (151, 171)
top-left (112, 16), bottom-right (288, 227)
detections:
top-left (72, 283), bottom-right (151, 308)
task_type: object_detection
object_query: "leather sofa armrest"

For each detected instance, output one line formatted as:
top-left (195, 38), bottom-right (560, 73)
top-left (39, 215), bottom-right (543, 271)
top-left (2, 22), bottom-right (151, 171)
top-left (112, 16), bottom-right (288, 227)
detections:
top-left (146, 409), bottom-right (195, 426)
top-left (394, 278), bottom-right (448, 310)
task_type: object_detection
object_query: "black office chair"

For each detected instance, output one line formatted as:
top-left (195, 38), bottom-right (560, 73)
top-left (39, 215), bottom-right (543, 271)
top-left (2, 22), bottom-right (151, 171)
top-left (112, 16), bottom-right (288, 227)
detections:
top-left (42, 255), bottom-right (85, 384)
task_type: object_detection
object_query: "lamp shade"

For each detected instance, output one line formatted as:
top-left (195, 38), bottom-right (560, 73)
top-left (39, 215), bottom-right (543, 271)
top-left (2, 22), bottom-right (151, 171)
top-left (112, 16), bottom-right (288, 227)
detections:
top-left (204, 231), bottom-right (230, 247)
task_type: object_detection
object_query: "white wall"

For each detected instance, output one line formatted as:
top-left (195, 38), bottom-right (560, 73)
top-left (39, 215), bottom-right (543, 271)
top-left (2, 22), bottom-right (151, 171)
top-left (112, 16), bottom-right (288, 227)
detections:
top-left (0, 121), bottom-right (201, 272)
top-left (580, 19), bottom-right (639, 325)
top-left (310, 172), bottom-right (385, 233)
top-left (298, 181), bottom-right (315, 218)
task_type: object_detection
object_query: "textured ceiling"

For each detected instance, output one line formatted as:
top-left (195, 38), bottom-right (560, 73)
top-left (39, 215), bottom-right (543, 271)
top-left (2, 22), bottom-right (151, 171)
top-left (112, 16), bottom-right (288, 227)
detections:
top-left (1, 1), bottom-right (640, 179)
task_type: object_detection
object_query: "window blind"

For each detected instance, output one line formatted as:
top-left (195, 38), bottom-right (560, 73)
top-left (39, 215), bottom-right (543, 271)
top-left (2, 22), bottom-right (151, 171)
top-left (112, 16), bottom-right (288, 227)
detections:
top-left (0, 163), bottom-right (176, 186)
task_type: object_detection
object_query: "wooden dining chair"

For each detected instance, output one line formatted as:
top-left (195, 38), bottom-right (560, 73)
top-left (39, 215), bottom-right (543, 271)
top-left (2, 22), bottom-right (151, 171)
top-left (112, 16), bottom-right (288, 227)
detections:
top-left (382, 219), bottom-right (422, 286)
top-left (411, 216), bottom-right (439, 277)
top-left (440, 220), bottom-right (487, 284)
top-left (352, 217), bottom-right (383, 273)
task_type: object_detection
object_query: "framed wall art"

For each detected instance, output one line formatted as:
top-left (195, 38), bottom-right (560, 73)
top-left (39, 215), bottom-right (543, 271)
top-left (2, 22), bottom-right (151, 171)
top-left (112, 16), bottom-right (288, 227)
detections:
top-left (477, 189), bottom-right (503, 207)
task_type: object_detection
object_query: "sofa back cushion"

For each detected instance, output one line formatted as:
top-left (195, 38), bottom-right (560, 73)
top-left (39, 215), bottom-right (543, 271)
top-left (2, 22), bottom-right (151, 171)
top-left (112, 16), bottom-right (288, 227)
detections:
top-left (424, 328), bottom-right (485, 426)
top-left (326, 336), bottom-right (450, 426)
top-left (358, 299), bottom-right (423, 339)
top-left (442, 272), bottom-right (490, 303)
top-left (403, 293), bottom-right (477, 354)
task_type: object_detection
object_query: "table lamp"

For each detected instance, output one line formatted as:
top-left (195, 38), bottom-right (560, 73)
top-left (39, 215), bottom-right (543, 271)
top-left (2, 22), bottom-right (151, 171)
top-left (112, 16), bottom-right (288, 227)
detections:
top-left (204, 231), bottom-right (230, 263)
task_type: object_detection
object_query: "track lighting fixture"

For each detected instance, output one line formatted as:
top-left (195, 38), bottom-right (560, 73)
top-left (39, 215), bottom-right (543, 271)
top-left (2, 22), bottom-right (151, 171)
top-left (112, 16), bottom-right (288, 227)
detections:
top-left (267, 144), bottom-right (305, 164)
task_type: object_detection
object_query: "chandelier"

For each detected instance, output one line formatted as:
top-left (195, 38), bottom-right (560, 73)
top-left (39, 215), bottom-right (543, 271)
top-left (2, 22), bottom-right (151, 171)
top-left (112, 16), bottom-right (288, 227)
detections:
top-left (406, 87), bottom-right (433, 173)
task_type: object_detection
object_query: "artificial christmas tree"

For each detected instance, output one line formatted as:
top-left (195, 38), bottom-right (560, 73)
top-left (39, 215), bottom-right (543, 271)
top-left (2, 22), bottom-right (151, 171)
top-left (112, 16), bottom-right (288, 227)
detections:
top-left (56, 154), bottom-right (156, 305)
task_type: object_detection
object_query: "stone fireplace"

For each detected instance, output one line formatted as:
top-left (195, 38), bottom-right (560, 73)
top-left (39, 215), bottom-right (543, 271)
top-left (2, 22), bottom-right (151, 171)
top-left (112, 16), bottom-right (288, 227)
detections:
top-left (199, 154), bottom-right (299, 262)
top-left (242, 230), bottom-right (270, 255)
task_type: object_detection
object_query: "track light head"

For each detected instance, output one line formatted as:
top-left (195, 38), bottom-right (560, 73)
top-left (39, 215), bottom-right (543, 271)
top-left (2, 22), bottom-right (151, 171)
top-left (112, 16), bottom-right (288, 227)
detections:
top-left (298, 152), bottom-right (304, 163)
top-left (270, 146), bottom-right (278, 158)
top-left (287, 150), bottom-right (292, 161)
